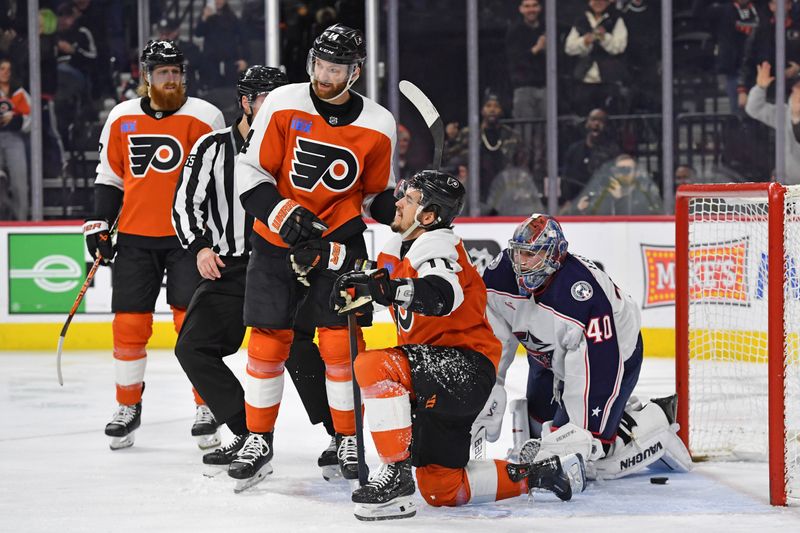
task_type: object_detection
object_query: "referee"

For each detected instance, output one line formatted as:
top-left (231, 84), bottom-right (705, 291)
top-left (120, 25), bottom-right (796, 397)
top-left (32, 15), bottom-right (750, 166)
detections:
top-left (172, 66), bottom-right (336, 470)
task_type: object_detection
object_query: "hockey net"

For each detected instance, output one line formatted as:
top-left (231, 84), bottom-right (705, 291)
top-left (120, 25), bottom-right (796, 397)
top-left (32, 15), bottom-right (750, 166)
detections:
top-left (676, 183), bottom-right (800, 506)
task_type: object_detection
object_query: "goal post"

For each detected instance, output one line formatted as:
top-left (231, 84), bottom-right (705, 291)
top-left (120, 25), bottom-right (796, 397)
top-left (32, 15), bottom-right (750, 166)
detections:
top-left (676, 182), bottom-right (799, 507)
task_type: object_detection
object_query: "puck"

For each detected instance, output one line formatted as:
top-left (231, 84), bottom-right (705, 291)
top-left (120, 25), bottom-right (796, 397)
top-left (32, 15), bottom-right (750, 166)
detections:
top-left (650, 477), bottom-right (669, 485)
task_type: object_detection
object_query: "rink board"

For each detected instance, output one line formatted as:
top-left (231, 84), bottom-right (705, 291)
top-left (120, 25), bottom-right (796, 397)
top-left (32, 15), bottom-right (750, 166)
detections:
top-left (0, 217), bottom-right (694, 355)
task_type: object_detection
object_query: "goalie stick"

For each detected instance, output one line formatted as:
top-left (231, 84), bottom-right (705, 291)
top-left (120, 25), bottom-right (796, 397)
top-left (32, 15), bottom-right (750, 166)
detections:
top-left (399, 80), bottom-right (444, 170)
top-left (57, 217), bottom-right (119, 385)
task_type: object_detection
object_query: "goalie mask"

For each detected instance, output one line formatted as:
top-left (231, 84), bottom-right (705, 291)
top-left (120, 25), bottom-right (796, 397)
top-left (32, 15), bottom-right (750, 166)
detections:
top-left (307, 24), bottom-right (366, 102)
top-left (508, 214), bottom-right (568, 294)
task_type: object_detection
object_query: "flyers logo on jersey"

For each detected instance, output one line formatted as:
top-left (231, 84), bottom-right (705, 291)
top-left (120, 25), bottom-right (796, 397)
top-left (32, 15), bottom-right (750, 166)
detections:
top-left (290, 137), bottom-right (359, 192)
top-left (128, 135), bottom-right (184, 177)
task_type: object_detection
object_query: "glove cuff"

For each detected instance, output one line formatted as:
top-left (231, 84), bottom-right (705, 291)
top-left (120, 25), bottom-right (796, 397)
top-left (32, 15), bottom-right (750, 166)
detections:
top-left (83, 219), bottom-right (109, 236)
top-left (328, 242), bottom-right (347, 271)
top-left (267, 198), bottom-right (299, 233)
top-left (392, 279), bottom-right (414, 308)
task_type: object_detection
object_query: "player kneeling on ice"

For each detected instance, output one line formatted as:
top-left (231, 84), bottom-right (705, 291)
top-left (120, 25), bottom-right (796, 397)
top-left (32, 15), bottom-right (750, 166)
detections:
top-left (331, 171), bottom-right (586, 521)
top-left (474, 214), bottom-right (692, 481)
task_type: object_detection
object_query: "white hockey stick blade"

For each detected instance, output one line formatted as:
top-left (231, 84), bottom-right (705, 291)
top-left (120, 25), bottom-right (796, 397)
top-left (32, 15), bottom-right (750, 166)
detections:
top-left (399, 80), bottom-right (439, 128)
top-left (399, 80), bottom-right (444, 169)
top-left (56, 336), bottom-right (65, 386)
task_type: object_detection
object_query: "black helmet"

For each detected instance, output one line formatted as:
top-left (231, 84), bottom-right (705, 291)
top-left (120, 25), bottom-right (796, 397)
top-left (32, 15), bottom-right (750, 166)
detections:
top-left (140, 39), bottom-right (185, 72)
top-left (311, 24), bottom-right (366, 65)
top-left (397, 170), bottom-right (465, 230)
top-left (237, 66), bottom-right (288, 103)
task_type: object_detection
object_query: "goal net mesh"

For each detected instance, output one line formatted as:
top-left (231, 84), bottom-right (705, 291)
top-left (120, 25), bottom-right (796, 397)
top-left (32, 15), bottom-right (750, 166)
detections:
top-left (686, 187), bottom-right (800, 503)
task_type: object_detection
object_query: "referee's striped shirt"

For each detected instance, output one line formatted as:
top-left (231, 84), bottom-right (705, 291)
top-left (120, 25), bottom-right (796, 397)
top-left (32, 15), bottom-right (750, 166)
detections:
top-left (172, 119), bottom-right (253, 257)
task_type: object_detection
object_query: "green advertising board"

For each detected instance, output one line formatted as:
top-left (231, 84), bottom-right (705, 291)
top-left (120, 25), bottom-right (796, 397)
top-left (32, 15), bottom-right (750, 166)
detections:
top-left (8, 233), bottom-right (86, 314)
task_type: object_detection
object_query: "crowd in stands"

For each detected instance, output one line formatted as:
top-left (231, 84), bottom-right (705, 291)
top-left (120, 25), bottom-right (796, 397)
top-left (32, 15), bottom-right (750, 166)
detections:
top-left (1, 0), bottom-right (799, 220)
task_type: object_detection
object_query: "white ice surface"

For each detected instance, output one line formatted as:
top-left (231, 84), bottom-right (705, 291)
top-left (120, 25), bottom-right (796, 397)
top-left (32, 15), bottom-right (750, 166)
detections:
top-left (1, 351), bottom-right (799, 532)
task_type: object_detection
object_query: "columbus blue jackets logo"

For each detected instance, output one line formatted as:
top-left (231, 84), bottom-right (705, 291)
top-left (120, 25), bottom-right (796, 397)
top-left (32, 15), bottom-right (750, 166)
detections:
top-left (571, 280), bottom-right (593, 301)
top-left (128, 135), bottom-right (184, 177)
top-left (290, 137), bottom-right (359, 192)
top-left (514, 330), bottom-right (554, 368)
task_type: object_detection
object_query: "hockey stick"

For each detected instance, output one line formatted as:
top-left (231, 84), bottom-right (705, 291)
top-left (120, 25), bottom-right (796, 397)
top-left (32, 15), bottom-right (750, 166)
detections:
top-left (399, 80), bottom-right (444, 170)
top-left (347, 312), bottom-right (370, 486)
top-left (57, 218), bottom-right (118, 385)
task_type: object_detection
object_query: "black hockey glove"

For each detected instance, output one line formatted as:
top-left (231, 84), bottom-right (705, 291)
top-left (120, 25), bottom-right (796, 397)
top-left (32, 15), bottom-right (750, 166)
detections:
top-left (330, 270), bottom-right (375, 315)
top-left (268, 199), bottom-right (328, 246)
top-left (288, 239), bottom-right (347, 286)
top-left (330, 268), bottom-right (412, 314)
top-left (83, 219), bottom-right (115, 265)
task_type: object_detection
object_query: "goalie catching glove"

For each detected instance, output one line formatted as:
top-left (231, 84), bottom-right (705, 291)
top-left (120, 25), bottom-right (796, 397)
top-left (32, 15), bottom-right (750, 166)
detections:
top-left (83, 219), bottom-right (115, 265)
top-left (330, 268), bottom-right (414, 315)
top-left (288, 239), bottom-right (347, 286)
top-left (268, 199), bottom-right (328, 246)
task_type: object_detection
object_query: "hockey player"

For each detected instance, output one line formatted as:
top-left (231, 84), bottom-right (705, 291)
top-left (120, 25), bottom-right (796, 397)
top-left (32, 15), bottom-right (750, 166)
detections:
top-left (232, 24), bottom-right (399, 491)
top-left (85, 40), bottom-right (224, 450)
top-left (477, 214), bottom-right (692, 480)
top-left (172, 66), bottom-right (338, 475)
top-left (331, 171), bottom-right (586, 521)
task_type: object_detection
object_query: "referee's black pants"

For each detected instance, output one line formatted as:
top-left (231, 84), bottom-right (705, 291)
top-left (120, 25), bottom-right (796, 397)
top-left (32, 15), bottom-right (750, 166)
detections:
top-left (174, 256), bottom-right (333, 435)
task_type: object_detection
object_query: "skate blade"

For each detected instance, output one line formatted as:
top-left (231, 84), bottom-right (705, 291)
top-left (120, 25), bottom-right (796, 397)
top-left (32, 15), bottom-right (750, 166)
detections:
top-left (232, 462), bottom-right (273, 493)
top-left (321, 464), bottom-right (343, 482)
top-left (354, 499), bottom-right (416, 521)
top-left (109, 432), bottom-right (135, 450)
top-left (195, 432), bottom-right (221, 450)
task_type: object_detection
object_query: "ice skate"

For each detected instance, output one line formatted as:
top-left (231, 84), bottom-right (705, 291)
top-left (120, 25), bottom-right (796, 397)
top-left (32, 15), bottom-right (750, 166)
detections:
top-left (228, 432), bottom-right (274, 493)
top-left (507, 453), bottom-right (586, 501)
top-left (352, 458), bottom-right (416, 521)
top-left (201, 433), bottom-right (247, 477)
top-left (337, 433), bottom-right (360, 481)
top-left (104, 402), bottom-right (141, 450)
top-left (318, 435), bottom-right (340, 481)
top-left (191, 404), bottom-right (221, 450)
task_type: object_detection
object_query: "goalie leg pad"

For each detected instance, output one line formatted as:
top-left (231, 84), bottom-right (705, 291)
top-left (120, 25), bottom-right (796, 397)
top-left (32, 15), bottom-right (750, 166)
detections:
top-left (533, 422), bottom-right (602, 464)
top-left (592, 401), bottom-right (691, 480)
top-left (505, 398), bottom-right (530, 463)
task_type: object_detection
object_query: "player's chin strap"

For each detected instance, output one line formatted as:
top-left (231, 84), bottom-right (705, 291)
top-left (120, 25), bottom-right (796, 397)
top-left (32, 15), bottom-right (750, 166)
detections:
top-left (312, 68), bottom-right (360, 103)
top-left (400, 205), bottom-right (443, 240)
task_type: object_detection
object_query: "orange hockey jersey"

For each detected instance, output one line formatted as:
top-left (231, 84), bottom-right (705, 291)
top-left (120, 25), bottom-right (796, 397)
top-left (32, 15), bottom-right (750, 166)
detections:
top-left (94, 97), bottom-right (224, 239)
top-left (378, 229), bottom-right (502, 371)
top-left (236, 83), bottom-right (396, 248)
top-left (0, 84), bottom-right (31, 132)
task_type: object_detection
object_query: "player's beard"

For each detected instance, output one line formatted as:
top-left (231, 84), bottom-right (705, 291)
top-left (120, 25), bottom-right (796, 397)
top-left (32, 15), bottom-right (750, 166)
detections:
top-left (149, 82), bottom-right (185, 111)
top-left (312, 78), bottom-right (349, 102)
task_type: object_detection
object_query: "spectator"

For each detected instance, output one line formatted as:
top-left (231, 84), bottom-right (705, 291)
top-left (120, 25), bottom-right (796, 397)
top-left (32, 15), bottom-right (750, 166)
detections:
top-left (695, 0), bottom-right (759, 113)
top-left (157, 18), bottom-right (203, 96)
top-left (396, 124), bottom-right (415, 181)
top-left (745, 61), bottom-right (800, 183)
top-left (485, 148), bottom-right (545, 216)
top-left (505, 0), bottom-right (546, 174)
top-left (73, 0), bottom-right (113, 99)
top-left (675, 164), bottom-right (697, 188)
top-left (621, 0), bottom-right (660, 112)
top-left (737, 0), bottom-right (800, 108)
top-left (560, 108), bottom-right (620, 206)
top-left (443, 93), bottom-right (521, 204)
top-left (565, 0), bottom-right (629, 115)
top-left (195, 0), bottom-right (248, 89)
top-left (0, 57), bottom-right (30, 220)
top-left (566, 153), bottom-right (663, 215)
top-left (55, 2), bottom-right (97, 97)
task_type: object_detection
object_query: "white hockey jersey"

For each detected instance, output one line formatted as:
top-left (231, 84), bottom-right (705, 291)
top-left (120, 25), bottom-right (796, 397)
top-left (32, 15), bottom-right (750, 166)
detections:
top-left (482, 250), bottom-right (641, 437)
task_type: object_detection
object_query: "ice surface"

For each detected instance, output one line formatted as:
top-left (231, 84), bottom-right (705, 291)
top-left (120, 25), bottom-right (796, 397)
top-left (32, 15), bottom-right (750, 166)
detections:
top-left (1, 351), bottom-right (798, 532)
